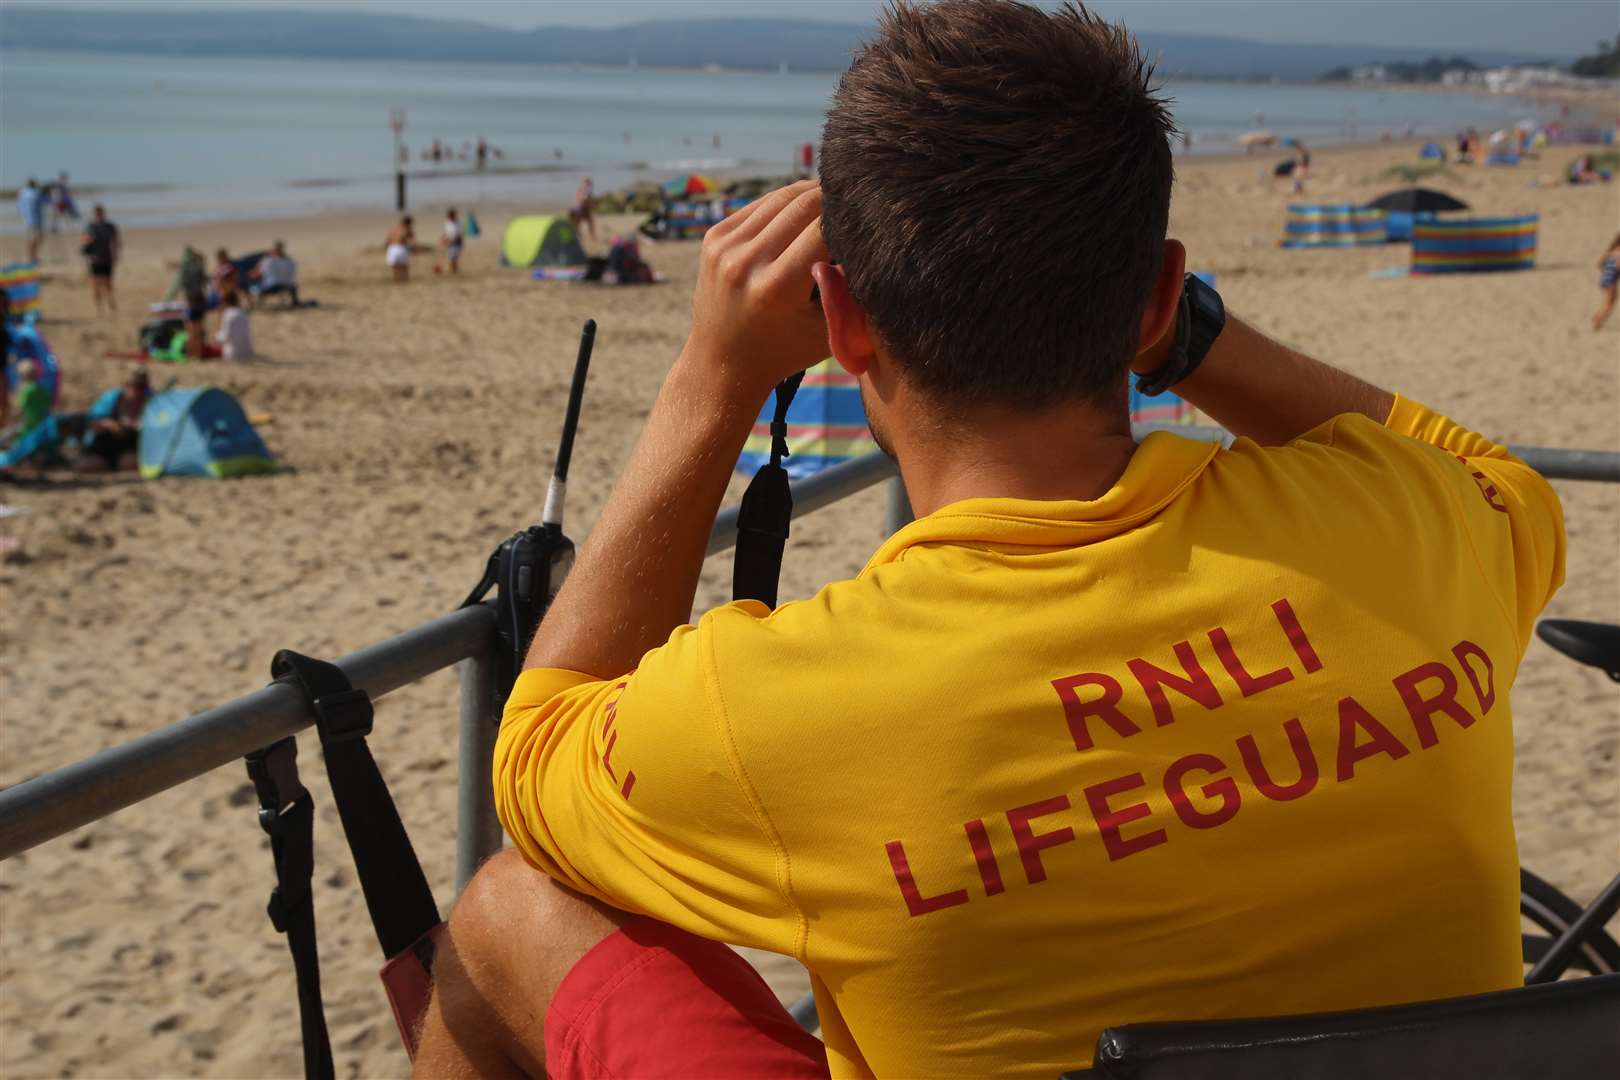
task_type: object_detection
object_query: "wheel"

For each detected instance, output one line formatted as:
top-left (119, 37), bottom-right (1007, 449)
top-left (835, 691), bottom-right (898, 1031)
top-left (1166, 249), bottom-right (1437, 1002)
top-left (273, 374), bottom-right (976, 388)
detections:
top-left (1520, 867), bottom-right (1620, 976)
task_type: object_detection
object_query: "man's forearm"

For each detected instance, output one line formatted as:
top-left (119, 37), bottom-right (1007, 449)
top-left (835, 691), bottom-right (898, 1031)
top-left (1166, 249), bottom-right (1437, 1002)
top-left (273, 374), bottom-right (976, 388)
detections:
top-left (521, 355), bottom-right (761, 679)
top-left (1171, 314), bottom-right (1395, 446)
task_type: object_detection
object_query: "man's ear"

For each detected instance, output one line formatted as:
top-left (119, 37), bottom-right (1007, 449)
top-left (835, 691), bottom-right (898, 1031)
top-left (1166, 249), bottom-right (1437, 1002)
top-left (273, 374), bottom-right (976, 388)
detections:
top-left (813, 262), bottom-right (876, 378)
top-left (1138, 239), bottom-right (1187, 354)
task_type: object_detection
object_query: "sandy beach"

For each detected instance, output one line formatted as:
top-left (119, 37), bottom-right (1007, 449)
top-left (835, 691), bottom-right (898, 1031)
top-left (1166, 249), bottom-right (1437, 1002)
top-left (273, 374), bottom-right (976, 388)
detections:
top-left (1, 138), bottom-right (1617, 1077)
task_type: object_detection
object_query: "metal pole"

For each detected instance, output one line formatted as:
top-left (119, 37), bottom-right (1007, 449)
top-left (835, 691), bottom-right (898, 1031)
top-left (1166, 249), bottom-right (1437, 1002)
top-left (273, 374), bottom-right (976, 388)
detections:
top-left (0, 603), bottom-right (498, 861)
top-left (455, 648), bottom-right (504, 891)
top-left (885, 474), bottom-right (914, 536)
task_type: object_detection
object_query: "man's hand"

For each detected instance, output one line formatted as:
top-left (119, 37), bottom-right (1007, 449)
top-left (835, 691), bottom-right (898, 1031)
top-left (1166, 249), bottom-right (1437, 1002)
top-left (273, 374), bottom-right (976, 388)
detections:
top-left (682, 180), bottom-right (829, 400)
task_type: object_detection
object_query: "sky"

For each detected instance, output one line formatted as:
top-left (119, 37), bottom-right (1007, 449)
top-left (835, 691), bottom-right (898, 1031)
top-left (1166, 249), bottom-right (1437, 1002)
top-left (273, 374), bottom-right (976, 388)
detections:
top-left (30, 0), bottom-right (1620, 56)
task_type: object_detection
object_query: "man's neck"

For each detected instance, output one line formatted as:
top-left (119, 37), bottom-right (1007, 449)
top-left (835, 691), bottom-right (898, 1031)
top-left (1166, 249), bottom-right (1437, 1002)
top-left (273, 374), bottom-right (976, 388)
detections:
top-left (893, 397), bottom-right (1139, 518)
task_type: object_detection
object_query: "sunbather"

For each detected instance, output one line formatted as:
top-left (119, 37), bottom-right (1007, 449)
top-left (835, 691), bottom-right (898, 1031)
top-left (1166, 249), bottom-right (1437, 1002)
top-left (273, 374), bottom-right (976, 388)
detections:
top-left (417, 4), bottom-right (1566, 1077)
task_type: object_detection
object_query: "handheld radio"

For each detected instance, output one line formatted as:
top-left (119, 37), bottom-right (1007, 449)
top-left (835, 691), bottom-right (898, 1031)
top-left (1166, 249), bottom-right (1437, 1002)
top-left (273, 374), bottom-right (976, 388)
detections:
top-left (462, 319), bottom-right (597, 702)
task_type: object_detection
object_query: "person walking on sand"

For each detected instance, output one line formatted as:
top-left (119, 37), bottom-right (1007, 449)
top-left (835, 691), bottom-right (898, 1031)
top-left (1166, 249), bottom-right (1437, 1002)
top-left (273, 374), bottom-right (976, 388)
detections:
top-left (416, 4), bottom-right (1566, 1078)
top-left (440, 208), bottom-right (463, 275)
top-left (81, 204), bottom-right (120, 314)
top-left (1595, 231), bottom-right (1620, 331)
top-left (16, 179), bottom-right (45, 265)
top-left (51, 172), bottom-right (79, 232)
top-left (570, 176), bottom-right (597, 243)
top-left (386, 216), bottom-right (415, 283)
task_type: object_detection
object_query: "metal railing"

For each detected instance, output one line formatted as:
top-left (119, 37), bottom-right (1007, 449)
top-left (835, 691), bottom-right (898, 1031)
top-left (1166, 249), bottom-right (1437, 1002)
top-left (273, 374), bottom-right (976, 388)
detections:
top-left (2, 429), bottom-right (1616, 875)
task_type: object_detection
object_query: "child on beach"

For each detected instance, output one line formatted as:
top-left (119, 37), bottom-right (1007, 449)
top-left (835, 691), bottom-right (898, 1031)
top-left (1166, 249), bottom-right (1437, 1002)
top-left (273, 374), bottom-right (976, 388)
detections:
top-left (1595, 231), bottom-right (1620, 332)
top-left (570, 176), bottom-right (597, 243)
top-left (214, 291), bottom-right (253, 360)
top-left (386, 216), bottom-right (414, 283)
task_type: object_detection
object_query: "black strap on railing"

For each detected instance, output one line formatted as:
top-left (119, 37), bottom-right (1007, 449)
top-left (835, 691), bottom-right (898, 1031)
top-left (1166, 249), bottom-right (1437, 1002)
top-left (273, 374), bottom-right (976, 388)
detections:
top-left (732, 371), bottom-right (804, 607)
top-left (244, 737), bottom-right (334, 1080)
top-left (246, 650), bottom-right (443, 1079)
top-left (270, 649), bottom-right (441, 959)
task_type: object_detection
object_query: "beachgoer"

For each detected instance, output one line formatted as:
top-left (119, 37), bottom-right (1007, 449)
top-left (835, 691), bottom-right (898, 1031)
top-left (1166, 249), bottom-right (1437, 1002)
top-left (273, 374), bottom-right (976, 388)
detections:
top-left (16, 179), bottom-right (45, 265)
top-left (476, 137), bottom-right (488, 171)
top-left (570, 177), bottom-right (596, 243)
top-left (386, 216), bottom-right (414, 283)
top-left (81, 204), bottom-right (120, 315)
top-left (1291, 142), bottom-right (1311, 194)
top-left (1594, 231), bottom-right (1620, 331)
top-left (166, 246), bottom-right (210, 358)
top-left (78, 369), bottom-right (150, 473)
top-left (214, 290), bottom-right (254, 360)
top-left (12, 359), bottom-right (49, 438)
top-left (51, 172), bottom-right (79, 231)
top-left (250, 241), bottom-right (300, 306)
top-left (440, 208), bottom-right (463, 275)
top-left (415, 4), bottom-right (1567, 1078)
top-left (212, 248), bottom-right (240, 299)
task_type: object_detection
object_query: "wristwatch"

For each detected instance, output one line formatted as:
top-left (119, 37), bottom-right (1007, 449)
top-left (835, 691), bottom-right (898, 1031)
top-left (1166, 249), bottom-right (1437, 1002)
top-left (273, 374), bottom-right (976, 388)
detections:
top-left (1135, 273), bottom-right (1226, 396)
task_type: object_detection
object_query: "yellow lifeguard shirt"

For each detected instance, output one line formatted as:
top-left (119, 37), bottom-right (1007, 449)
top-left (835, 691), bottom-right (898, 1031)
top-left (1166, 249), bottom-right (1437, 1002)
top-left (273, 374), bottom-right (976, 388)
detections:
top-left (496, 398), bottom-right (1563, 1078)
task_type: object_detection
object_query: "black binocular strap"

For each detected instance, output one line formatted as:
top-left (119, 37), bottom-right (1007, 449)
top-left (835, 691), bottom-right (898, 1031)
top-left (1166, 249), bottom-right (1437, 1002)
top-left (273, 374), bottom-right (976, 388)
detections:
top-left (733, 371), bottom-right (804, 607)
top-left (247, 650), bottom-right (443, 1080)
top-left (245, 737), bottom-right (335, 1080)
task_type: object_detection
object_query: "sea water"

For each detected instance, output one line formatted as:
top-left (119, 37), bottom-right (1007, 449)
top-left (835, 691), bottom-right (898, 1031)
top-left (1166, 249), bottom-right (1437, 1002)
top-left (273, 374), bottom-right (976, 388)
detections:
top-left (0, 47), bottom-right (1565, 230)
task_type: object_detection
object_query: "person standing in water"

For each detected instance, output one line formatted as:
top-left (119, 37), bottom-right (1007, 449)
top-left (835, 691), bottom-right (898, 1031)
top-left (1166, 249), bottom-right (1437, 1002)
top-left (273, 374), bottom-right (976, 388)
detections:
top-left (386, 216), bottom-right (415, 283)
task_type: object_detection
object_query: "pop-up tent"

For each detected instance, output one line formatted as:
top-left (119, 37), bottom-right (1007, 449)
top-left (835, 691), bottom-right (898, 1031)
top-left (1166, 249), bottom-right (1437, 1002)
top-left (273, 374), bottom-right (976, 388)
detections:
top-left (736, 359), bottom-right (878, 480)
top-left (500, 216), bottom-right (586, 268)
top-left (1410, 216), bottom-right (1538, 274)
top-left (3, 322), bottom-right (61, 405)
top-left (138, 387), bottom-right (277, 478)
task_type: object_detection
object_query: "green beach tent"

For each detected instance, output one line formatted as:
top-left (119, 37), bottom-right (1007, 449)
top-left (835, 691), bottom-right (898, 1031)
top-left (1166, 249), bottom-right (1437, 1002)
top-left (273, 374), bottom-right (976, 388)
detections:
top-left (501, 215), bottom-right (587, 268)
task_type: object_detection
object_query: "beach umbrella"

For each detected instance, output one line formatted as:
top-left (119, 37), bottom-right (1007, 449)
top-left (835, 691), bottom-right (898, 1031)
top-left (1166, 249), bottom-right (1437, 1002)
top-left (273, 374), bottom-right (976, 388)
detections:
top-left (1366, 188), bottom-right (1469, 214)
top-left (662, 174), bottom-right (716, 198)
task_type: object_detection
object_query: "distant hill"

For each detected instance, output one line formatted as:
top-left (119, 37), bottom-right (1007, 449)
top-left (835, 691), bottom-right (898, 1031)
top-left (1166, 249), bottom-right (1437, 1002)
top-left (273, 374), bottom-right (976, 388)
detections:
top-left (0, 6), bottom-right (1559, 80)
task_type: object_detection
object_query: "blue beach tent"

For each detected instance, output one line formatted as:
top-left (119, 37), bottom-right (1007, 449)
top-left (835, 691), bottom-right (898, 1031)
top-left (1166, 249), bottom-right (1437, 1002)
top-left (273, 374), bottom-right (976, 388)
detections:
top-left (3, 322), bottom-right (61, 405)
top-left (1419, 143), bottom-right (1446, 160)
top-left (138, 387), bottom-right (277, 478)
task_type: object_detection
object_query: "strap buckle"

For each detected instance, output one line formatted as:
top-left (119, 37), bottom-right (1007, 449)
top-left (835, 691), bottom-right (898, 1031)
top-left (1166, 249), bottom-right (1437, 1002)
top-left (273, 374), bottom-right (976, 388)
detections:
top-left (312, 688), bottom-right (374, 744)
top-left (246, 737), bottom-right (308, 831)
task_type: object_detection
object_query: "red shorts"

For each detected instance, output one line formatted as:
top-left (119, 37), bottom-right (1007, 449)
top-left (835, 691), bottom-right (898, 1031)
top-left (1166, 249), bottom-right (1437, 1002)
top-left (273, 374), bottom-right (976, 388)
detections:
top-left (545, 918), bottom-right (831, 1079)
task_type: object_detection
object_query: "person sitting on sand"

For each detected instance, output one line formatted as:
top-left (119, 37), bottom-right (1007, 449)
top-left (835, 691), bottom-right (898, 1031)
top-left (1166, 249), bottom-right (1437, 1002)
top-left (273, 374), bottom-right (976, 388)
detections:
top-left (250, 241), bottom-right (301, 306)
top-left (570, 176), bottom-right (597, 243)
top-left (166, 246), bottom-right (210, 359)
top-left (440, 208), bottom-right (463, 275)
top-left (416, 4), bottom-right (1566, 1078)
top-left (1595, 231), bottom-right (1620, 332)
top-left (8, 359), bottom-right (49, 442)
top-left (77, 369), bottom-right (151, 473)
top-left (386, 217), bottom-right (414, 283)
top-left (214, 290), bottom-right (254, 360)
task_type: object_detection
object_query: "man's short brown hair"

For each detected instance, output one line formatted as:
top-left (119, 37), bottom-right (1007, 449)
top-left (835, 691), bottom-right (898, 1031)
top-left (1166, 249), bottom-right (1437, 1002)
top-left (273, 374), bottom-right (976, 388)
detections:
top-left (820, 0), bottom-right (1175, 411)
